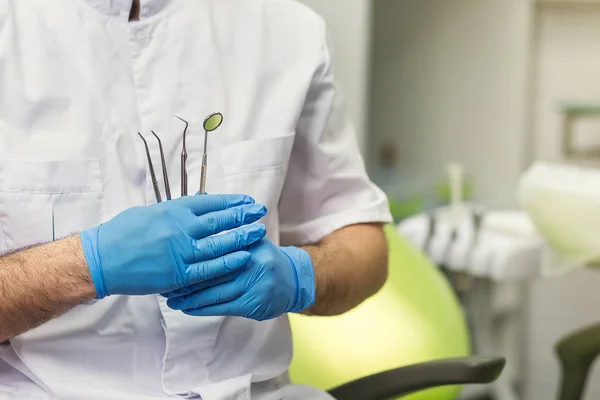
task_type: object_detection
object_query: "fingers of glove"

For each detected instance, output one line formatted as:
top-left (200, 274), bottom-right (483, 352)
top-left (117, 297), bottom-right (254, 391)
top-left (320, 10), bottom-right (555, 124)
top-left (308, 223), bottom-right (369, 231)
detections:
top-left (161, 270), bottom-right (240, 299)
top-left (167, 282), bottom-right (246, 310)
top-left (188, 204), bottom-right (267, 239)
top-left (186, 251), bottom-right (251, 285)
top-left (176, 194), bottom-right (255, 216)
top-left (192, 223), bottom-right (265, 262)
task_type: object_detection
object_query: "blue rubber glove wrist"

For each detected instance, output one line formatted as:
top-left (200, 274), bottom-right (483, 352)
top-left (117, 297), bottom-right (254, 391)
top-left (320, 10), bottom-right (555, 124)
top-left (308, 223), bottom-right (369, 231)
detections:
top-left (80, 226), bottom-right (108, 300)
top-left (280, 246), bottom-right (316, 313)
top-left (163, 238), bottom-right (316, 321)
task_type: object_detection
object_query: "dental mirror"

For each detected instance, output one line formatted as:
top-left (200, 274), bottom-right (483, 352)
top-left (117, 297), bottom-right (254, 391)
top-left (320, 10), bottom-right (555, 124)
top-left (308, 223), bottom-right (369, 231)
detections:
top-left (199, 112), bottom-right (224, 194)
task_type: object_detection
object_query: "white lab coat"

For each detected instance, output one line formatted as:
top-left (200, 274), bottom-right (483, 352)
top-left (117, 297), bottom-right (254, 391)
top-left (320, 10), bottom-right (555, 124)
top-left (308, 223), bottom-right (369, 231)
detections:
top-left (0, 0), bottom-right (391, 399)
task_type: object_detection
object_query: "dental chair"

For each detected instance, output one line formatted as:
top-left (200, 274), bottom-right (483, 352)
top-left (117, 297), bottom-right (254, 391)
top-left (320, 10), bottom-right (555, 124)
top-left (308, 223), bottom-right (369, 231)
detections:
top-left (555, 322), bottom-right (600, 400)
top-left (289, 225), bottom-right (506, 400)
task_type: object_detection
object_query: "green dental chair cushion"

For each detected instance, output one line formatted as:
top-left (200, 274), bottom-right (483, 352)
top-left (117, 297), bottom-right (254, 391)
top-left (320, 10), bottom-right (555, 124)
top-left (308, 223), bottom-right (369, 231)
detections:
top-left (289, 225), bottom-right (470, 400)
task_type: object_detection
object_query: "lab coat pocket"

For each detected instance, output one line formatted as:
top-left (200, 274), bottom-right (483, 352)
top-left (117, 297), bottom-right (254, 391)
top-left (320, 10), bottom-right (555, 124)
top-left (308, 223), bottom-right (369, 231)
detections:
top-left (220, 133), bottom-right (295, 210)
top-left (0, 158), bottom-right (106, 253)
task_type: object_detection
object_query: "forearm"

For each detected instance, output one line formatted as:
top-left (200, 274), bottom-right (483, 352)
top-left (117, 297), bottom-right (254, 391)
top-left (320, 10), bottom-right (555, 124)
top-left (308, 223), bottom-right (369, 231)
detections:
top-left (0, 235), bottom-right (95, 341)
top-left (301, 223), bottom-right (388, 316)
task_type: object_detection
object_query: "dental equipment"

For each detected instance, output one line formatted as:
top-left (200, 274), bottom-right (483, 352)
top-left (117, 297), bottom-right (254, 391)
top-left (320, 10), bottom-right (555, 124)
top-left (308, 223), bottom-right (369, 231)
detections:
top-left (139, 113), bottom-right (223, 202)
top-left (151, 130), bottom-right (171, 200)
top-left (175, 116), bottom-right (189, 196)
top-left (199, 112), bottom-right (223, 195)
top-left (138, 132), bottom-right (163, 203)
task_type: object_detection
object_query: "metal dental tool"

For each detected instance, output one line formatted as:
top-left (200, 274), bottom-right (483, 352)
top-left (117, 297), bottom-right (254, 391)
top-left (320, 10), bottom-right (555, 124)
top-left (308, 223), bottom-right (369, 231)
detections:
top-left (200, 112), bottom-right (223, 195)
top-left (175, 116), bottom-right (189, 196)
top-left (139, 113), bottom-right (223, 202)
top-left (151, 130), bottom-right (171, 200)
top-left (138, 132), bottom-right (163, 203)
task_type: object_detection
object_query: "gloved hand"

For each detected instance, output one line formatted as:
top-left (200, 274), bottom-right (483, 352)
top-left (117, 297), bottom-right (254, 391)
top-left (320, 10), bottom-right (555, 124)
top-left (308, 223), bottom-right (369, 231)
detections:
top-left (79, 194), bottom-right (267, 299)
top-left (163, 238), bottom-right (316, 321)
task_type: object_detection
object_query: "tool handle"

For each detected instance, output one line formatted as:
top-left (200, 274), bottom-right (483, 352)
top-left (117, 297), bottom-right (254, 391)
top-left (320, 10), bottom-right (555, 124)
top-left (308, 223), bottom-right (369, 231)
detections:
top-left (161, 154), bottom-right (172, 201)
top-left (148, 159), bottom-right (162, 203)
top-left (200, 154), bottom-right (207, 195)
top-left (181, 154), bottom-right (188, 196)
top-left (151, 179), bottom-right (162, 203)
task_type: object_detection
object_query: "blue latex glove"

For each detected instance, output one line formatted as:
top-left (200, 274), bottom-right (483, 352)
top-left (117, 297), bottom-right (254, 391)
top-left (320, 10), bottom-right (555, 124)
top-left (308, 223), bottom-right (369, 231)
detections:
top-left (80, 194), bottom-right (267, 298)
top-left (164, 238), bottom-right (316, 321)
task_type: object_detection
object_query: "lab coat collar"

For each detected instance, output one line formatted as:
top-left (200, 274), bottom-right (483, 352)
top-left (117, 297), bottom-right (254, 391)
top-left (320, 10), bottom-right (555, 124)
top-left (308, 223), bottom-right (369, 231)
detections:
top-left (82, 0), bottom-right (168, 20)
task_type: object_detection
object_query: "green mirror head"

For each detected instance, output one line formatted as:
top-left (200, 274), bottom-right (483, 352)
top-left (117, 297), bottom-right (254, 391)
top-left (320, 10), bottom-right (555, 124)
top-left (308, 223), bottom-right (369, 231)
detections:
top-left (203, 112), bottom-right (223, 132)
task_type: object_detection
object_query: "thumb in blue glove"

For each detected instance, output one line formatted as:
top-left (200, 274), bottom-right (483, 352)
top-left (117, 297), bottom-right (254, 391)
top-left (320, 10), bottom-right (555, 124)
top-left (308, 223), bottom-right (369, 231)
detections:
top-left (164, 238), bottom-right (316, 321)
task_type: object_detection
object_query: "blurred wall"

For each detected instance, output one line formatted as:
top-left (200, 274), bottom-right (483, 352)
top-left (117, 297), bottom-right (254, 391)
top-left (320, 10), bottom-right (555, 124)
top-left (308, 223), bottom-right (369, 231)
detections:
top-left (370, 0), bottom-right (533, 208)
top-left (296, 0), bottom-right (372, 153)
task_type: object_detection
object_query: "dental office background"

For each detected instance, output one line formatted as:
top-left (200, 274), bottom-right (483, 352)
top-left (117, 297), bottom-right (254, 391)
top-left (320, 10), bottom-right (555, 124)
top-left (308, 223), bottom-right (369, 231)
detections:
top-left (299, 0), bottom-right (600, 399)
